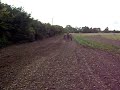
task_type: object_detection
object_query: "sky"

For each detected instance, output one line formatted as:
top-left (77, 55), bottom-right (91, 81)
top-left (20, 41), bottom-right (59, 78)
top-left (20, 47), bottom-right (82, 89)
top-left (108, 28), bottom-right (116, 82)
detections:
top-left (1, 0), bottom-right (120, 30)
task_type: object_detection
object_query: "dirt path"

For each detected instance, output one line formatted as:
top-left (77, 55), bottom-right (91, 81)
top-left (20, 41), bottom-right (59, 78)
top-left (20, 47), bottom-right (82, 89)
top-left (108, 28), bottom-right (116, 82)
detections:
top-left (1, 36), bottom-right (120, 90)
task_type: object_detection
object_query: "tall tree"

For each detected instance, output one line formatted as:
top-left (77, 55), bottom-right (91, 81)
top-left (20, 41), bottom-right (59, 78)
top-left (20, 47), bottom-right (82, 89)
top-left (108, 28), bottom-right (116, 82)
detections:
top-left (104, 27), bottom-right (109, 33)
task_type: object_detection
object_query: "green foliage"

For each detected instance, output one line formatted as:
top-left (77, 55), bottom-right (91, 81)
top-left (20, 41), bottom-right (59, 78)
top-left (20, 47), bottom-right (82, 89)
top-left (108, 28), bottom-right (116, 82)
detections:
top-left (0, 2), bottom-right (65, 47)
top-left (0, 35), bottom-right (9, 48)
top-left (65, 25), bottom-right (77, 33)
top-left (104, 27), bottom-right (109, 33)
top-left (64, 25), bottom-right (101, 33)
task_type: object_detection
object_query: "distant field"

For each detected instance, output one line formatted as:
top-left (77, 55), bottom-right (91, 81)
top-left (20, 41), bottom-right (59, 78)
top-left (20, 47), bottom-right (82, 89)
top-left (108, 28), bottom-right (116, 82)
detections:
top-left (73, 33), bottom-right (120, 40)
top-left (73, 33), bottom-right (120, 52)
top-left (101, 33), bottom-right (120, 40)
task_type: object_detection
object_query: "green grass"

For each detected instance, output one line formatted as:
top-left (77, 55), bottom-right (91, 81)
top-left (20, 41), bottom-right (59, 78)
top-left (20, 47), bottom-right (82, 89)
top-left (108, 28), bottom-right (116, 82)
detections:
top-left (73, 33), bottom-right (120, 40)
top-left (101, 34), bottom-right (120, 40)
top-left (73, 34), bottom-right (120, 52)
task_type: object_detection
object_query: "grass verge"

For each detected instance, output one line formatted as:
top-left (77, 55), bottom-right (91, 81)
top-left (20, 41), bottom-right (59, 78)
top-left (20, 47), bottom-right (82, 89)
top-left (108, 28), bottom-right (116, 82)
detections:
top-left (73, 34), bottom-right (120, 52)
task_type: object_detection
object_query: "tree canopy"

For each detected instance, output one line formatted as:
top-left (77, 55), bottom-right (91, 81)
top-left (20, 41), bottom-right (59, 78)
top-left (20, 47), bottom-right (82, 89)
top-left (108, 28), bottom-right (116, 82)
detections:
top-left (0, 2), bottom-right (64, 47)
top-left (0, 2), bottom-right (120, 48)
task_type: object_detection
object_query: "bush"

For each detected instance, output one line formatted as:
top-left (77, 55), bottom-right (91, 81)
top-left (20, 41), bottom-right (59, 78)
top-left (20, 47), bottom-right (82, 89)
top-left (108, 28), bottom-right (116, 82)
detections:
top-left (0, 2), bottom-right (65, 48)
top-left (0, 35), bottom-right (9, 48)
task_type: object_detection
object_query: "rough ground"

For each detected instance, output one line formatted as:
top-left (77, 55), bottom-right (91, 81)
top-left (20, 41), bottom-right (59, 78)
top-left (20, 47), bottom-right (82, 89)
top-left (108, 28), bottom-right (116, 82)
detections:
top-left (1, 35), bottom-right (120, 90)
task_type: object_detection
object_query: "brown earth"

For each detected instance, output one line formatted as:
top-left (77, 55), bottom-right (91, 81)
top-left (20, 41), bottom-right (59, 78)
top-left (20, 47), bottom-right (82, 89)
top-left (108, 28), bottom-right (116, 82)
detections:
top-left (0, 35), bottom-right (120, 90)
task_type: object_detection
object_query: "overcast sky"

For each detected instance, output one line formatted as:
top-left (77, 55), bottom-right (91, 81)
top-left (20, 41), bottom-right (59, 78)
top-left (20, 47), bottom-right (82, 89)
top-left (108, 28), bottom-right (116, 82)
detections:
top-left (2, 0), bottom-right (120, 30)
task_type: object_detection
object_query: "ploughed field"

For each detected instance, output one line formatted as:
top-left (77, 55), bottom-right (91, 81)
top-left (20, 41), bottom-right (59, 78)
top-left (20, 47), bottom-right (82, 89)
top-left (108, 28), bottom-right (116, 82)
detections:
top-left (1, 34), bottom-right (120, 90)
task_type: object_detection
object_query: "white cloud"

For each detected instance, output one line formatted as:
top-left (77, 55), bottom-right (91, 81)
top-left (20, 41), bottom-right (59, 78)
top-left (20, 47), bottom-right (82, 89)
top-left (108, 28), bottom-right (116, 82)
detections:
top-left (2, 0), bottom-right (120, 30)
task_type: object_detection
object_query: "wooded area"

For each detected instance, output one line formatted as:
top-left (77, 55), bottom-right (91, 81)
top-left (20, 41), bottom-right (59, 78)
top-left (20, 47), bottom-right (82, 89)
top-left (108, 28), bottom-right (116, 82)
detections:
top-left (0, 2), bottom-right (64, 48)
top-left (0, 2), bottom-right (120, 48)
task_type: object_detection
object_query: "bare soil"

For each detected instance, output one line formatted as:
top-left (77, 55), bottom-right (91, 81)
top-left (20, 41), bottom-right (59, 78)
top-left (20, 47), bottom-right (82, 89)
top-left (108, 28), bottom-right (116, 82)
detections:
top-left (1, 35), bottom-right (120, 90)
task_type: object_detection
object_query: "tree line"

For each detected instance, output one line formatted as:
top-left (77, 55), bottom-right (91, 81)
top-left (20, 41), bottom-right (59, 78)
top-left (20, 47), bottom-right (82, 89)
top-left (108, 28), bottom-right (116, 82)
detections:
top-left (64, 25), bottom-right (120, 33)
top-left (64, 25), bottom-right (101, 33)
top-left (0, 2), bottom-right (64, 48)
top-left (1, 2), bottom-right (120, 48)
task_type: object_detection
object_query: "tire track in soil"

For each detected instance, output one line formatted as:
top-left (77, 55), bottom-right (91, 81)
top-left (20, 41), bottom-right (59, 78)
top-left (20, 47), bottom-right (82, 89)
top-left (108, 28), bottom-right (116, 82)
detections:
top-left (75, 46), bottom-right (108, 90)
top-left (0, 36), bottom-right (62, 89)
top-left (1, 36), bottom-right (120, 90)
top-left (76, 45), bottom-right (120, 90)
